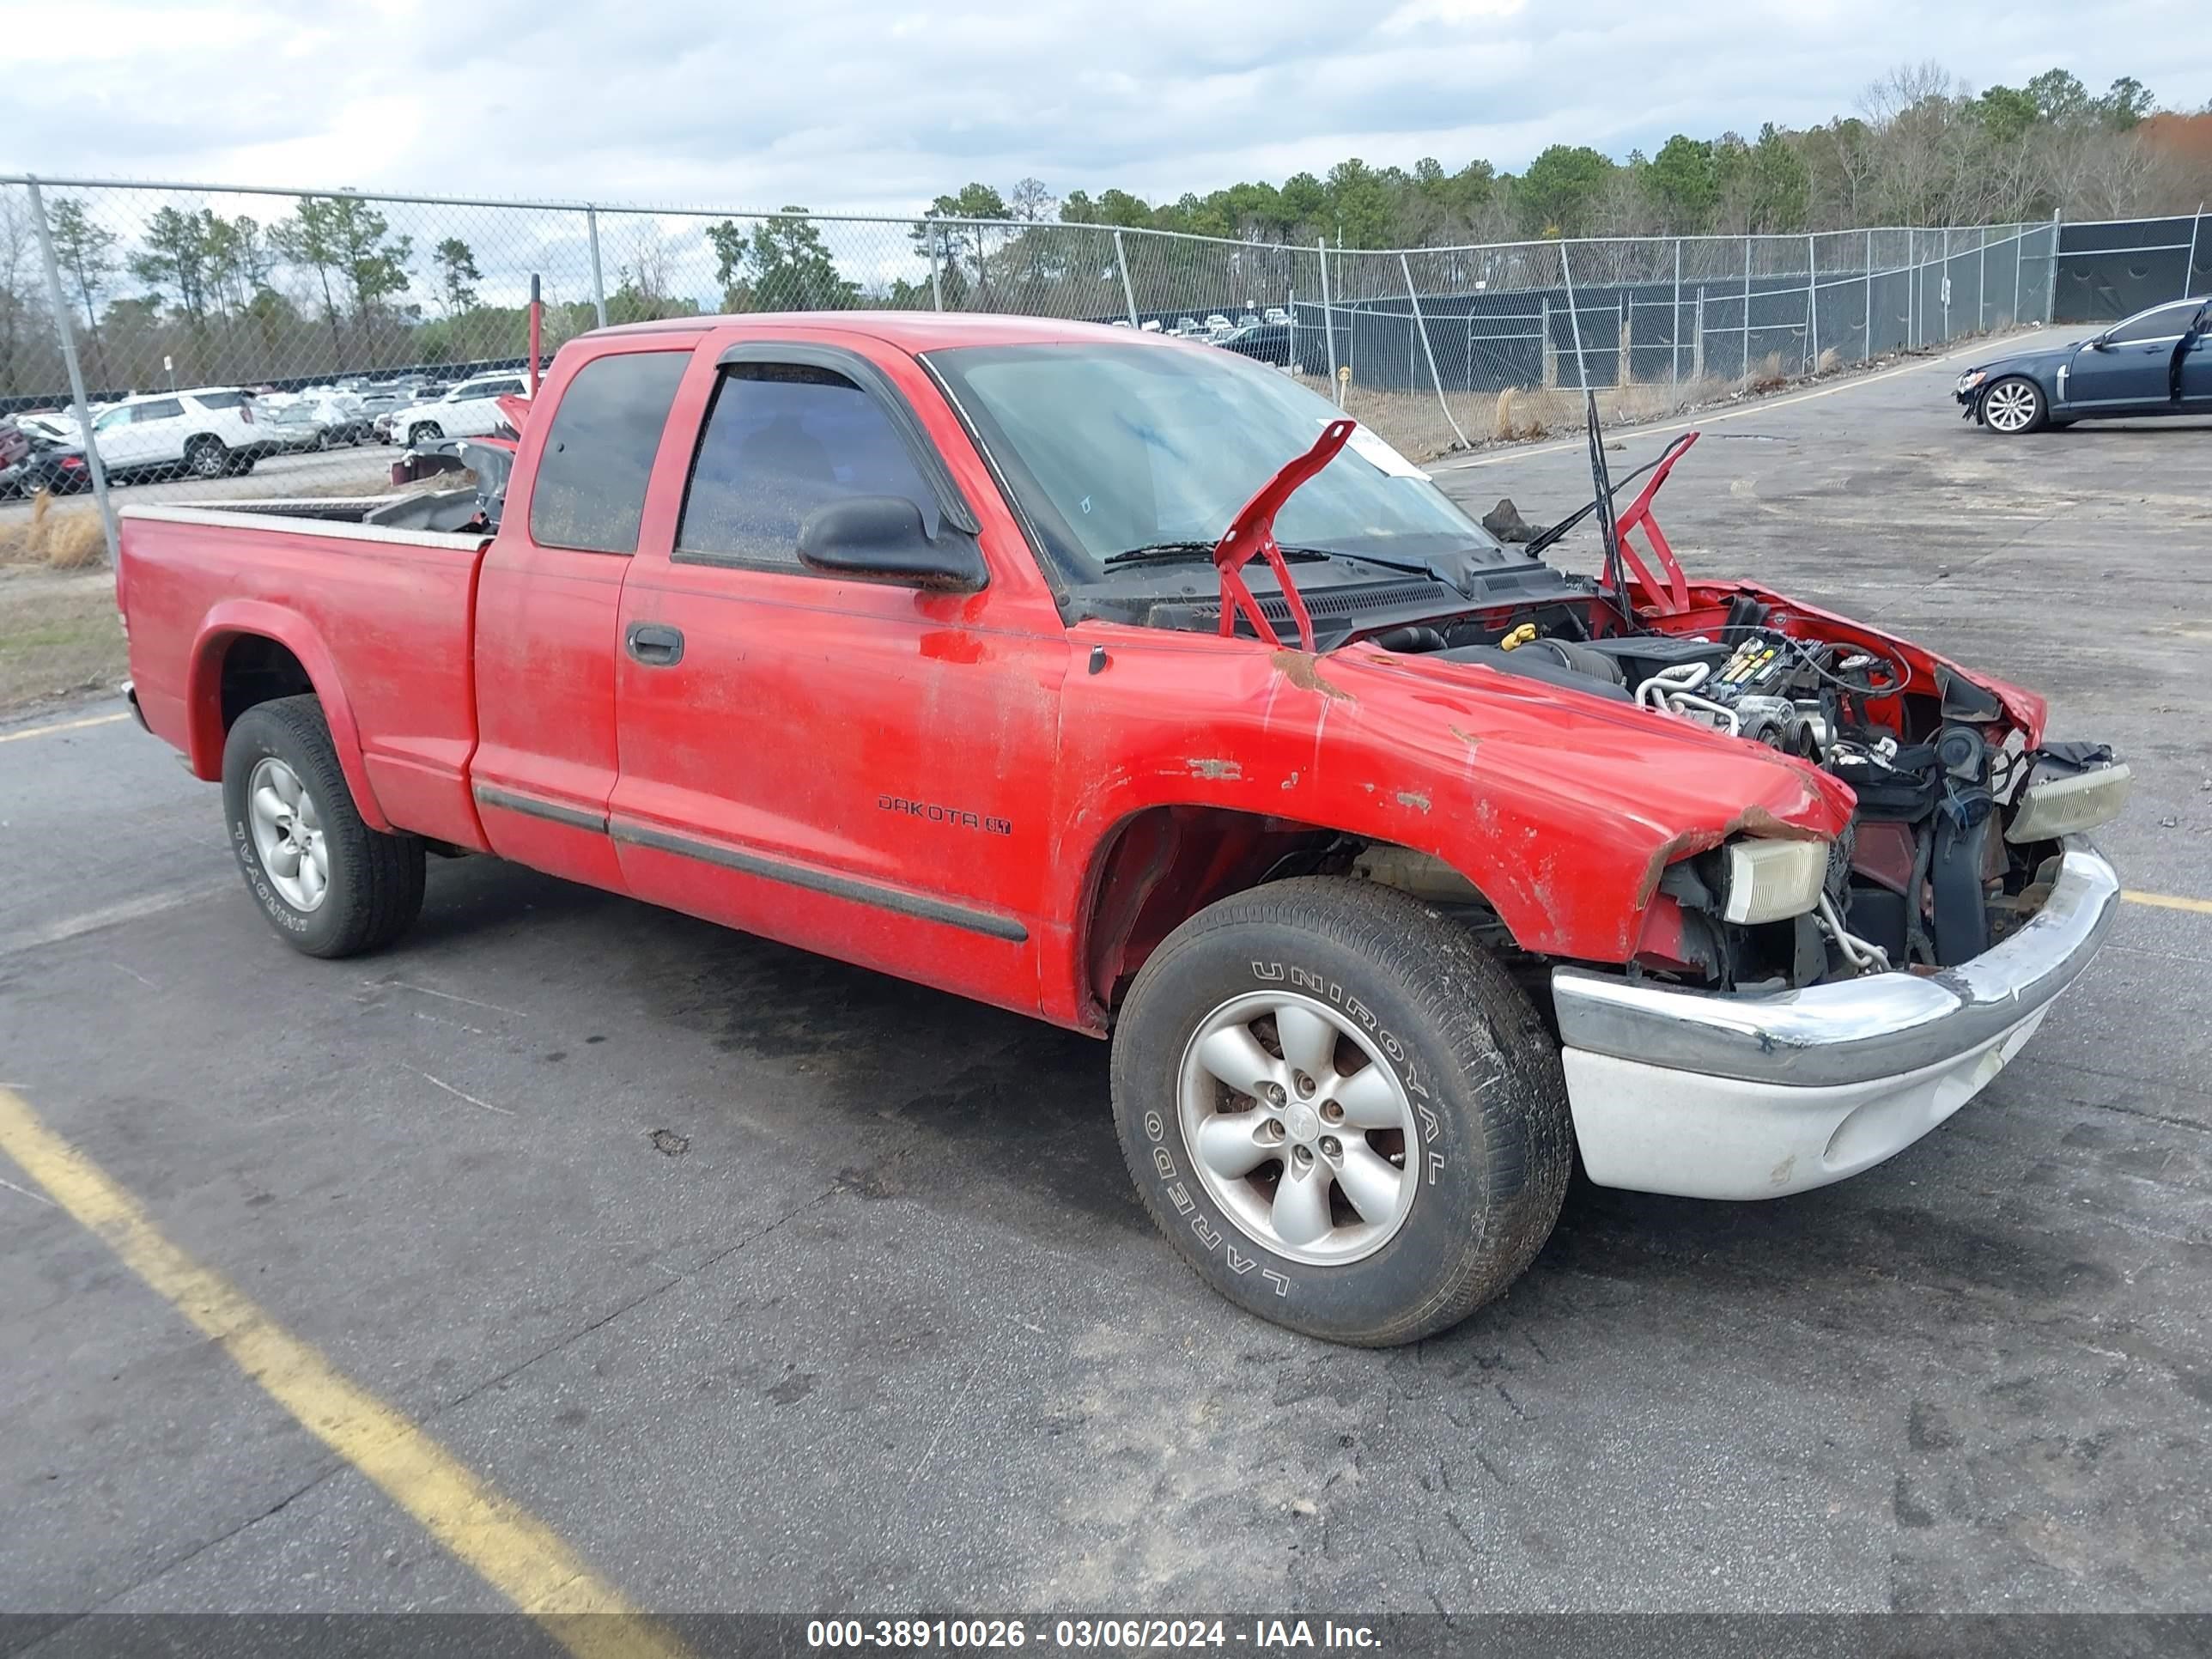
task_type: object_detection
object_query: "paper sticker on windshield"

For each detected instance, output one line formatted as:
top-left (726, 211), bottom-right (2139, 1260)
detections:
top-left (1339, 421), bottom-right (1430, 481)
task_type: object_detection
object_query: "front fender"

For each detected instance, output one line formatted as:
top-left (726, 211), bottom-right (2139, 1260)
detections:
top-left (1056, 632), bottom-right (1852, 969)
top-left (185, 599), bottom-right (392, 832)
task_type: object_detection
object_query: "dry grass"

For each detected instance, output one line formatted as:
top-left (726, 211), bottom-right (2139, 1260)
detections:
top-left (0, 568), bottom-right (125, 714)
top-left (1307, 349), bottom-right (1850, 459)
top-left (0, 494), bottom-right (110, 570)
top-left (1741, 351), bottom-right (1790, 393)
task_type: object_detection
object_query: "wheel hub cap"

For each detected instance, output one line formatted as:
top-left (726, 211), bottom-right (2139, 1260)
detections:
top-left (246, 757), bottom-right (329, 913)
top-left (1176, 989), bottom-right (1419, 1267)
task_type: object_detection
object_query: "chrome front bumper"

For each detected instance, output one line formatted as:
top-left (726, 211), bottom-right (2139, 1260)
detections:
top-left (1550, 841), bottom-right (2119, 1198)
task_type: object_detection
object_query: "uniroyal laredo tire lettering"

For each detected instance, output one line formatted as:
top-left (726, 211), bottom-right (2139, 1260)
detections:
top-left (231, 784), bottom-right (307, 933)
top-left (1248, 957), bottom-right (1447, 1183)
top-left (1141, 1106), bottom-right (1295, 1296)
top-left (1111, 876), bottom-right (1571, 1346)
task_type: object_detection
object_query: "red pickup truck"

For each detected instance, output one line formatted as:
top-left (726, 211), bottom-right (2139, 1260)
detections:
top-left (116, 312), bottom-right (2128, 1346)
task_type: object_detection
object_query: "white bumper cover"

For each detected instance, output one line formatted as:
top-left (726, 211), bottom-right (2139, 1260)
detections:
top-left (1550, 841), bottom-right (2118, 1200)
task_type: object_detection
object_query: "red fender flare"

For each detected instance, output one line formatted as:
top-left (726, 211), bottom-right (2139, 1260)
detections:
top-left (185, 600), bottom-right (392, 833)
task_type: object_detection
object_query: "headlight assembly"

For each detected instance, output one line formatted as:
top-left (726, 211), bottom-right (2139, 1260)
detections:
top-left (1720, 838), bottom-right (1831, 925)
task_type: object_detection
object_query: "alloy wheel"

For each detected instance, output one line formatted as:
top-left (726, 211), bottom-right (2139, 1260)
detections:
top-left (1176, 989), bottom-right (1419, 1265)
top-left (1984, 380), bottom-right (2039, 433)
top-left (246, 757), bottom-right (330, 911)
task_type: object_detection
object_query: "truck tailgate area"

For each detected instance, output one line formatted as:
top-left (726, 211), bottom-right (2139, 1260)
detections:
top-left (118, 504), bottom-right (491, 848)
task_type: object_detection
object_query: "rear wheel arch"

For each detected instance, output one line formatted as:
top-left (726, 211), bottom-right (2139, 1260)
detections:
top-left (185, 611), bottom-right (391, 832)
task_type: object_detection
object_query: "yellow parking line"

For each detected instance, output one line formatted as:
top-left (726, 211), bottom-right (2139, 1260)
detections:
top-left (0, 710), bottom-right (131, 744)
top-left (0, 1086), bottom-right (689, 1659)
top-left (2125, 890), bottom-right (2212, 917)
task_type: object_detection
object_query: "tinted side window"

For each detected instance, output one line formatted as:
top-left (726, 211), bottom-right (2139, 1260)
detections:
top-left (2111, 304), bottom-right (2194, 343)
top-left (676, 366), bottom-right (938, 568)
top-left (527, 350), bottom-right (690, 555)
top-left (136, 399), bottom-right (183, 422)
top-left (193, 391), bottom-right (247, 410)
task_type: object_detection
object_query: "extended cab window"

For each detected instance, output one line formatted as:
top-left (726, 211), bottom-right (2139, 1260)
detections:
top-left (527, 349), bottom-right (689, 555)
top-left (676, 365), bottom-right (937, 569)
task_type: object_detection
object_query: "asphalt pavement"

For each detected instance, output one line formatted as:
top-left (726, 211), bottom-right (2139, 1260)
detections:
top-left (2, 332), bottom-right (2209, 1622)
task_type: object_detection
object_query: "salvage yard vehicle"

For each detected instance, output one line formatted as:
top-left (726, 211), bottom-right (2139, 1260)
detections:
top-left (1958, 296), bottom-right (2210, 432)
top-left (89, 387), bottom-right (274, 481)
top-left (379, 371), bottom-right (532, 448)
top-left (113, 313), bottom-right (2129, 1346)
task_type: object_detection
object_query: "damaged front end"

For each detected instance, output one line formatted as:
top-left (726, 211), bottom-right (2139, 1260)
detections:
top-left (1613, 608), bottom-right (2130, 994)
top-left (1524, 588), bottom-right (2129, 1202)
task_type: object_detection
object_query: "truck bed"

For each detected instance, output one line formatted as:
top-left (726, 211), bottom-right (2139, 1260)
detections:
top-left (118, 502), bottom-right (494, 851)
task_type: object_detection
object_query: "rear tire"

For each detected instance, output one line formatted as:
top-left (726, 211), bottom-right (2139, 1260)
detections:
top-left (1979, 375), bottom-right (2047, 434)
top-left (1110, 876), bottom-right (1572, 1346)
top-left (222, 696), bottom-right (425, 958)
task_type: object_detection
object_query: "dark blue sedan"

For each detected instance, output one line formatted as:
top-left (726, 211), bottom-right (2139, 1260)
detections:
top-left (1955, 296), bottom-right (2211, 434)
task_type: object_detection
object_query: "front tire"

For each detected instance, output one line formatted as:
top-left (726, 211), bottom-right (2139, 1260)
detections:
top-left (407, 421), bottom-right (442, 447)
top-left (185, 435), bottom-right (228, 478)
top-left (1110, 877), bottom-right (1572, 1346)
top-left (222, 696), bottom-right (426, 958)
top-left (1980, 375), bottom-right (2047, 434)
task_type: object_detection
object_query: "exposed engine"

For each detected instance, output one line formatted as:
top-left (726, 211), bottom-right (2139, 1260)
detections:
top-left (1370, 591), bottom-right (2128, 994)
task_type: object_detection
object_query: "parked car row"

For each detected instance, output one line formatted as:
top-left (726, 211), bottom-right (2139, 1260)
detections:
top-left (368, 370), bottom-right (532, 446)
top-left (0, 367), bottom-right (534, 497)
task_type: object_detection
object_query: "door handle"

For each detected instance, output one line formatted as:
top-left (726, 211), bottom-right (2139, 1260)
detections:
top-left (625, 623), bottom-right (685, 666)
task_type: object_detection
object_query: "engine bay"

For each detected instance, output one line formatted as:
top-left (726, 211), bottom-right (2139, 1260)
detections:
top-left (1363, 586), bottom-right (2129, 994)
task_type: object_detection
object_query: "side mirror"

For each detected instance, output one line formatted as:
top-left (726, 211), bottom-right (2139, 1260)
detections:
top-left (2087, 334), bottom-right (2112, 350)
top-left (797, 495), bottom-right (986, 592)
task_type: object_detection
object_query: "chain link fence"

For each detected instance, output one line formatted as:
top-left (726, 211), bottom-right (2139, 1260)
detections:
top-left (0, 173), bottom-right (2081, 564)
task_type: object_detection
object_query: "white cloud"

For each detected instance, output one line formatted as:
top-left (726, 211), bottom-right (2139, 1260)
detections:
top-left (5, 0), bottom-right (2205, 218)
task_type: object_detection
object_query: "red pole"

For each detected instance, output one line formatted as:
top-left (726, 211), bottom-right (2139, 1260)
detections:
top-left (528, 274), bottom-right (542, 398)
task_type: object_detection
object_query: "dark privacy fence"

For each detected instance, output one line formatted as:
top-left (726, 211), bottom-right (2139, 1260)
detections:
top-left (2052, 214), bottom-right (2210, 323)
top-left (1292, 223), bottom-right (2057, 396)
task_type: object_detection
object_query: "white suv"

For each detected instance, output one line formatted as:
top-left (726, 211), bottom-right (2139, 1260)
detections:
top-left (389, 373), bottom-right (530, 447)
top-left (88, 387), bottom-right (273, 481)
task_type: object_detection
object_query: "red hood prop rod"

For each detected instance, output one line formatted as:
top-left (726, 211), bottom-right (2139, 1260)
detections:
top-left (1212, 418), bottom-right (1355, 653)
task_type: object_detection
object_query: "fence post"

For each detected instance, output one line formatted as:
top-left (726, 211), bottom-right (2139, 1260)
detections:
top-left (1400, 253), bottom-right (1468, 448)
top-left (1741, 236), bottom-right (1752, 378)
top-left (2045, 210), bottom-right (2060, 324)
top-left (1806, 232), bottom-right (1819, 371)
top-left (24, 176), bottom-right (118, 568)
top-left (1694, 289), bottom-right (1705, 380)
top-left (1978, 231), bottom-right (1987, 332)
top-left (1540, 296), bottom-right (1553, 386)
top-left (586, 208), bottom-right (608, 330)
top-left (1111, 229), bottom-right (1140, 328)
top-left (927, 229), bottom-right (945, 312)
top-left (1316, 238), bottom-right (1340, 407)
top-left (2012, 225), bottom-right (2022, 325)
top-left (1866, 228), bottom-right (1875, 358)
top-left (1671, 239), bottom-right (1682, 389)
top-left (1940, 224), bottom-right (1951, 341)
top-left (2185, 204), bottom-right (2205, 301)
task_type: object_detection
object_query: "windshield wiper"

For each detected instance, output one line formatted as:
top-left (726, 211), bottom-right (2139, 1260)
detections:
top-left (1102, 541), bottom-right (1327, 569)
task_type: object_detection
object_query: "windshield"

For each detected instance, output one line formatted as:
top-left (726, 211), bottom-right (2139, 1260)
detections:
top-left (927, 342), bottom-right (1510, 583)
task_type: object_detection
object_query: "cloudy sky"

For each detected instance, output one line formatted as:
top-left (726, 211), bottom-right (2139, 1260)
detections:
top-left (13, 0), bottom-right (2207, 215)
